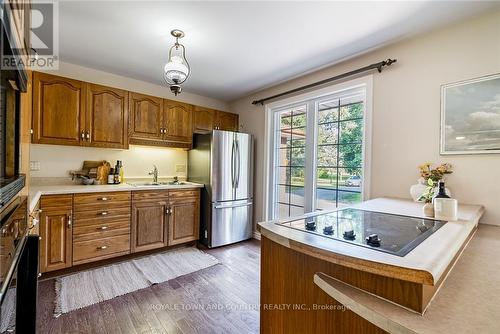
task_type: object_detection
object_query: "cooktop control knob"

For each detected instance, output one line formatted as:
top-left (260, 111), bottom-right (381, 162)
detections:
top-left (343, 230), bottom-right (356, 240)
top-left (323, 225), bottom-right (334, 235)
top-left (366, 233), bottom-right (381, 247)
top-left (305, 221), bottom-right (316, 231)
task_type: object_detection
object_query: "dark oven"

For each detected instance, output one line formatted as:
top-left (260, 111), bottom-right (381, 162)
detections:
top-left (0, 197), bottom-right (38, 334)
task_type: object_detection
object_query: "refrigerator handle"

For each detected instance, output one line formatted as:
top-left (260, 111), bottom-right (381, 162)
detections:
top-left (236, 139), bottom-right (241, 188)
top-left (214, 202), bottom-right (253, 209)
top-left (231, 139), bottom-right (236, 189)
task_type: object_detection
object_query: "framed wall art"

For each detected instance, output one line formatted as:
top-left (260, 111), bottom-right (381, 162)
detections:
top-left (440, 73), bottom-right (500, 155)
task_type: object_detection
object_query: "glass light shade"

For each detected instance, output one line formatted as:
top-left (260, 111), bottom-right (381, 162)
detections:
top-left (164, 46), bottom-right (189, 85)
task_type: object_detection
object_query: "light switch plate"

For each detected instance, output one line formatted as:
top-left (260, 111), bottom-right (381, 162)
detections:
top-left (30, 161), bottom-right (41, 171)
top-left (175, 164), bottom-right (186, 173)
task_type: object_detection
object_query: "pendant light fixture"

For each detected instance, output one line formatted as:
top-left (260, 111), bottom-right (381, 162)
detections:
top-left (163, 29), bottom-right (190, 96)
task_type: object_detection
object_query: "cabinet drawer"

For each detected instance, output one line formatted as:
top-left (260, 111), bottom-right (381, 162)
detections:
top-left (74, 192), bottom-right (131, 205)
top-left (73, 235), bottom-right (130, 264)
top-left (74, 206), bottom-right (131, 220)
top-left (169, 189), bottom-right (200, 199)
top-left (41, 195), bottom-right (73, 209)
top-left (73, 220), bottom-right (130, 240)
top-left (132, 190), bottom-right (169, 202)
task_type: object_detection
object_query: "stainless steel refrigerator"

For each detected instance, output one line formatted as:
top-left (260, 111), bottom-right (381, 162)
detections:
top-left (188, 130), bottom-right (253, 248)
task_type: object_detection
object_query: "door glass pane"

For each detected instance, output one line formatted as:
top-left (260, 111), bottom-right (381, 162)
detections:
top-left (317, 145), bottom-right (338, 167)
top-left (272, 86), bottom-right (366, 219)
top-left (339, 144), bottom-right (362, 168)
top-left (290, 205), bottom-right (305, 217)
top-left (339, 168), bottom-right (362, 193)
top-left (315, 92), bottom-right (364, 210)
top-left (316, 189), bottom-right (337, 210)
top-left (318, 123), bottom-right (338, 145)
top-left (290, 186), bottom-right (305, 207)
top-left (338, 190), bottom-right (362, 207)
top-left (340, 102), bottom-right (363, 120)
top-left (275, 105), bottom-right (307, 219)
top-left (339, 119), bottom-right (363, 144)
top-left (316, 168), bottom-right (337, 189)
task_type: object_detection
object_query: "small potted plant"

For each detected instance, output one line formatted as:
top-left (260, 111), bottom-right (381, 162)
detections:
top-left (418, 179), bottom-right (436, 217)
top-left (410, 163), bottom-right (453, 201)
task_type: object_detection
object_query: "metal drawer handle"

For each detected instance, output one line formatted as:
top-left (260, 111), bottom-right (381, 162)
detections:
top-left (99, 211), bottom-right (109, 216)
top-left (99, 197), bottom-right (109, 201)
top-left (98, 226), bottom-right (108, 230)
top-left (97, 245), bottom-right (108, 250)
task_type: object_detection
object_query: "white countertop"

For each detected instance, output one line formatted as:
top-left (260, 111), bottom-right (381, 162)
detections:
top-left (314, 224), bottom-right (500, 333)
top-left (28, 179), bottom-right (204, 212)
top-left (258, 198), bottom-right (484, 285)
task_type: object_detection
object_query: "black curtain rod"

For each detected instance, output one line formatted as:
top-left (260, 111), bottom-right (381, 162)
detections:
top-left (251, 58), bottom-right (397, 105)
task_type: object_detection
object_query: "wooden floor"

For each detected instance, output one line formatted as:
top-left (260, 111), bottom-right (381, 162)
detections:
top-left (37, 240), bottom-right (260, 334)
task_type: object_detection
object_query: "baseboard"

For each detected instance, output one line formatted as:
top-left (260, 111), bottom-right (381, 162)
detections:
top-left (253, 231), bottom-right (261, 240)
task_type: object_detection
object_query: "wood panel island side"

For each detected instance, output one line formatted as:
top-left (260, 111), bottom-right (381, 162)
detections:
top-left (258, 198), bottom-right (485, 334)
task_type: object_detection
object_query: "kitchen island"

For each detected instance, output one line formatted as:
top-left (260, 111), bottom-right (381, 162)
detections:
top-left (258, 198), bottom-right (485, 333)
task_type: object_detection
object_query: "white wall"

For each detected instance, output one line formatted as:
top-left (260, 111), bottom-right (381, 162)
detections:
top-left (31, 61), bottom-right (229, 179)
top-left (230, 10), bottom-right (500, 226)
top-left (30, 144), bottom-right (186, 179)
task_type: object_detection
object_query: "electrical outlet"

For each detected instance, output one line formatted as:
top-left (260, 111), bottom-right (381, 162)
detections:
top-left (30, 161), bottom-right (41, 171)
top-left (175, 164), bottom-right (186, 173)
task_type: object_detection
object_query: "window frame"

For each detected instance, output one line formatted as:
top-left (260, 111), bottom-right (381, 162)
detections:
top-left (263, 75), bottom-right (373, 221)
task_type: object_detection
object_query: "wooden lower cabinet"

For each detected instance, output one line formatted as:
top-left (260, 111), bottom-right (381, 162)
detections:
top-left (39, 195), bottom-right (73, 273)
top-left (131, 199), bottom-right (169, 252)
top-left (38, 189), bottom-right (200, 272)
top-left (72, 191), bottom-right (131, 265)
top-left (168, 195), bottom-right (200, 246)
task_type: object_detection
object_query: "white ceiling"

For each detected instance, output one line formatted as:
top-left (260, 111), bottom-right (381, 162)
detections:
top-left (59, 1), bottom-right (499, 101)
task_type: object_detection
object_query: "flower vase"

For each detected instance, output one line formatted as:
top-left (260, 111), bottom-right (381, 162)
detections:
top-left (423, 202), bottom-right (434, 217)
top-left (410, 178), bottom-right (427, 202)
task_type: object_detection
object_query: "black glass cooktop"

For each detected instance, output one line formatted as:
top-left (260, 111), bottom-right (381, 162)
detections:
top-left (278, 208), bottom-right (446, 257)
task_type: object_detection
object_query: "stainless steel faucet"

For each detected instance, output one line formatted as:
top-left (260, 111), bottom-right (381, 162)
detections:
top-left (149, 165), bottom-right (158, 184)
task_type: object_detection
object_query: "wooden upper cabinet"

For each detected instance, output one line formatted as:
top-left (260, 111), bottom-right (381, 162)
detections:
top-left (216, 111), bottom-right (239, 132)
top-left (163, 100), bottom-right (193, 143)
top-left (86, 84), bottom-right (129, 149)
top-left (193, 106), bottom-right (215, 134)
top-left (128, 92), bottom-right (164, 144)
top-left (32, 72), bottom-right (85, 145)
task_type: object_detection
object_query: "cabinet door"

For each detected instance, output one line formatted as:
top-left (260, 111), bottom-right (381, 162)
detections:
top-left (39, 208), bottom-right (72, 273)
top-left (128, 92), bottom-right (164, 144)
top-left (86, 83), bottom-right (129, 149)
top-left (131, 201), bottom-right (168, 252)
top-left (217, 111), bottom-right (239, 132)
top-left (168, 197), bottom-right (200, 246)
top-left (32, 72), bottom-right (85, 146)
top-left (164, 99), bottom-right (193, 143)
top-left (193, 106), bottom-right (215, 134)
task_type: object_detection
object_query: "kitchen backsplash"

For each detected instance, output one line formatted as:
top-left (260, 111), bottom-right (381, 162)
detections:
top-left (30, 144), bottom-right (188, 179)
